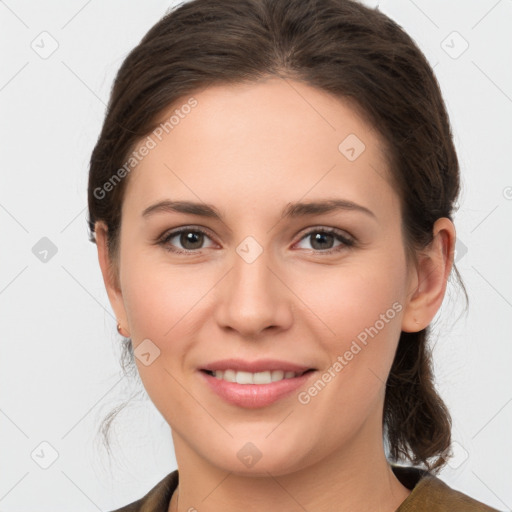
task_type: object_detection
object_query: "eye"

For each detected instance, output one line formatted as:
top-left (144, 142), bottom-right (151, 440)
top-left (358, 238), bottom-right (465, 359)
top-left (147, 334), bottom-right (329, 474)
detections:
top-left (157, 226), bottom-right (355, 255)
top-left (158, 226), bottom-right (216, 254)
top-left (294, 227), bottom-right (355, 254)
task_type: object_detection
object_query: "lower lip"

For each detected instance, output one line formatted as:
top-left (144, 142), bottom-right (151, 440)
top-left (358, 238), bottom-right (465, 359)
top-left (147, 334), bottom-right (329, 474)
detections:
top-left (199, 370), bottom-right (316, 409)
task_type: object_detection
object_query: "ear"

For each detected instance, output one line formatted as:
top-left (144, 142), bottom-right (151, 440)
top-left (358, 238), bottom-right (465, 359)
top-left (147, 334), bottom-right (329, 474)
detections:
top-left (401, 217), bottom-right (456, 333)
top-left (95, 221), bottom-right (130, 337)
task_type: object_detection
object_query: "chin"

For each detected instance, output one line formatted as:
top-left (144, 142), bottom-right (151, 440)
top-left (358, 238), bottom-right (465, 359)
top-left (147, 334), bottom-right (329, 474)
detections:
top-left (205, 440), bottom-right (313, 477)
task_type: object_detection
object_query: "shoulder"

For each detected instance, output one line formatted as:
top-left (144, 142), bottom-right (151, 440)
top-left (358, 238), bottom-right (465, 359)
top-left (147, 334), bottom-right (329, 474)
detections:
top-left (392, 465), bottom-right (502, 512)
top-left (108, 470), bottom-right (178, 512)
top-left (107, 467), bottom-right (501, 512)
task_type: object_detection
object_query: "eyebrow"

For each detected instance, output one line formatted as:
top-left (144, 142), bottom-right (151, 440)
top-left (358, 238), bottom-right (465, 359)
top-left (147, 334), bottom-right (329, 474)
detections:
top-left (142, 198), bottom-right (376, 221)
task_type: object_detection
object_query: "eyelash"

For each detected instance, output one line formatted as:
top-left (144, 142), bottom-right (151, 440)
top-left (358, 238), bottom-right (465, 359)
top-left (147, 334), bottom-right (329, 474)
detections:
top-left (157, 226), bottom-right (355, 255)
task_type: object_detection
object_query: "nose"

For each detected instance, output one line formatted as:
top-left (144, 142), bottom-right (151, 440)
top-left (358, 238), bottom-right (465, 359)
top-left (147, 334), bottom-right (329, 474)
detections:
top-left (213, 242), bottom-right (293, 339)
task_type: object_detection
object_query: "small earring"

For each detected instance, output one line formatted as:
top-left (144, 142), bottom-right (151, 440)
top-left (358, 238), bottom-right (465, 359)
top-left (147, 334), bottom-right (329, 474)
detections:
top-left (117, 322), bottom-right (129, 337)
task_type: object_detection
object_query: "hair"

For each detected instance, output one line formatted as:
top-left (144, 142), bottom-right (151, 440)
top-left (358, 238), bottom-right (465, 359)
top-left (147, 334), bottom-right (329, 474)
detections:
top-left (88, 0), bottom-right (468, 473)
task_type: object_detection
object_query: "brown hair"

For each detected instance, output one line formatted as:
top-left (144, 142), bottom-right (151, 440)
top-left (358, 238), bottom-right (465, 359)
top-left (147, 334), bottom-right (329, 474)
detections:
top-left (88, 0), bottom-right (467, 472)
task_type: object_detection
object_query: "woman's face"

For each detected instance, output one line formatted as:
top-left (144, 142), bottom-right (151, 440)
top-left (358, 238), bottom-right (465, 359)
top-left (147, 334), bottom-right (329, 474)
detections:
top-left (102, 78), bottom-right (422, 476)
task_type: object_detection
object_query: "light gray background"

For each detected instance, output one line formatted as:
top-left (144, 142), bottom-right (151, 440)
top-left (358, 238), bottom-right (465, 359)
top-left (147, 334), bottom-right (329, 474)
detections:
top-left (1, 0), bottom-right (511, 510)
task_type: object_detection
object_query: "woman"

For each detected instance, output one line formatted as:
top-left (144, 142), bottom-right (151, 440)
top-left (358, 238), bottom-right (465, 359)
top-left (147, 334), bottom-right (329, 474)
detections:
top-left (88, 0), bottom-right (500, 510)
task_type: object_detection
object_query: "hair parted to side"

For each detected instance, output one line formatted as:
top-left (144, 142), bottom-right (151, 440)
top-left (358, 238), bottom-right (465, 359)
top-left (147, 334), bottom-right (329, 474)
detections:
top-left (88, 0), bottom-right (467, 472)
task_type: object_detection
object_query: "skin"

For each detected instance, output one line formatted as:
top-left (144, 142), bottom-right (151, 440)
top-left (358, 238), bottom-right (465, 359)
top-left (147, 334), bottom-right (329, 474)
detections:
top-left (95, 77), bottom-right (455, 512)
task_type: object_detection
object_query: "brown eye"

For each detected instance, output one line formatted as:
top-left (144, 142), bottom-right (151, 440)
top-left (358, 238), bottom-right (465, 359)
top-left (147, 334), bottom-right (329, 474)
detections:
top-left (159, 227), bottom-right (215, 254)
top-left (295, 228), bottom-right (354, 254)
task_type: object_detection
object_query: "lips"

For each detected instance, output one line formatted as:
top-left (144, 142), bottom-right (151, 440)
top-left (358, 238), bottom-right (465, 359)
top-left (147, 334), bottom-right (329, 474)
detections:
top-left (198, 358), bottom-right (317, 408)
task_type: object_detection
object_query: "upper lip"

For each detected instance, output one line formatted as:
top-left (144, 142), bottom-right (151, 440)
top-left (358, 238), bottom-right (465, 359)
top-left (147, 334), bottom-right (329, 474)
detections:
top-left (200, 358), bottom-right (315, 374)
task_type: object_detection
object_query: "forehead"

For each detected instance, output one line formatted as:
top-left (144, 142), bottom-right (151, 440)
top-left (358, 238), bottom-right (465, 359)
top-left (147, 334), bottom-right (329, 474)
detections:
top-left (123, 78), bottom-right (397, 221)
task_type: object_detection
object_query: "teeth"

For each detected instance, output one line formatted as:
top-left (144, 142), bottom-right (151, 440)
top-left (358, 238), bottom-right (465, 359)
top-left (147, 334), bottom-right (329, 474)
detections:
top-left (210, 369), bottom-right (303, 384)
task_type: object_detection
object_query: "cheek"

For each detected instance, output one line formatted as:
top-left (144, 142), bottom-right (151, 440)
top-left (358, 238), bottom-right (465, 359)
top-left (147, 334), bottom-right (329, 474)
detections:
top-left (294, 254), bottom-right (406, 399)
top-left (297, 256), bottom-right (405, 343)
top-left (120, 250), bottom-right (209, 341)
top-left (119, 254), bottom-right (206, 414)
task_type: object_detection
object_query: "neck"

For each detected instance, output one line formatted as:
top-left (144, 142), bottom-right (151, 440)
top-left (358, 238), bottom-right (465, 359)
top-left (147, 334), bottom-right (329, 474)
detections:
top-left (169, 423), bottom-right (411, 512)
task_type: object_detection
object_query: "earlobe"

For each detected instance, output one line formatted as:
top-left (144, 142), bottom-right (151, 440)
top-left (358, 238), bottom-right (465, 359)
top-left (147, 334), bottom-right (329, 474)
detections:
top-left (95, 221), bottom-right (131, 337)
top-left (401, 218), bottom-right (456, 333)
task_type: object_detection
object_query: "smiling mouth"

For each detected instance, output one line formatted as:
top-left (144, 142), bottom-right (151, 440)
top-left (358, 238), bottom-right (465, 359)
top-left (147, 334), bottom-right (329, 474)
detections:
top-left (201, 368), bottom-right (315, 385)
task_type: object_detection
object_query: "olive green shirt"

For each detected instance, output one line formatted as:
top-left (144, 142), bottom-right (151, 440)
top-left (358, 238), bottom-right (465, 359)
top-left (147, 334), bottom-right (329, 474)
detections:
top-left (110, 465), bottom-right (501, 511)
